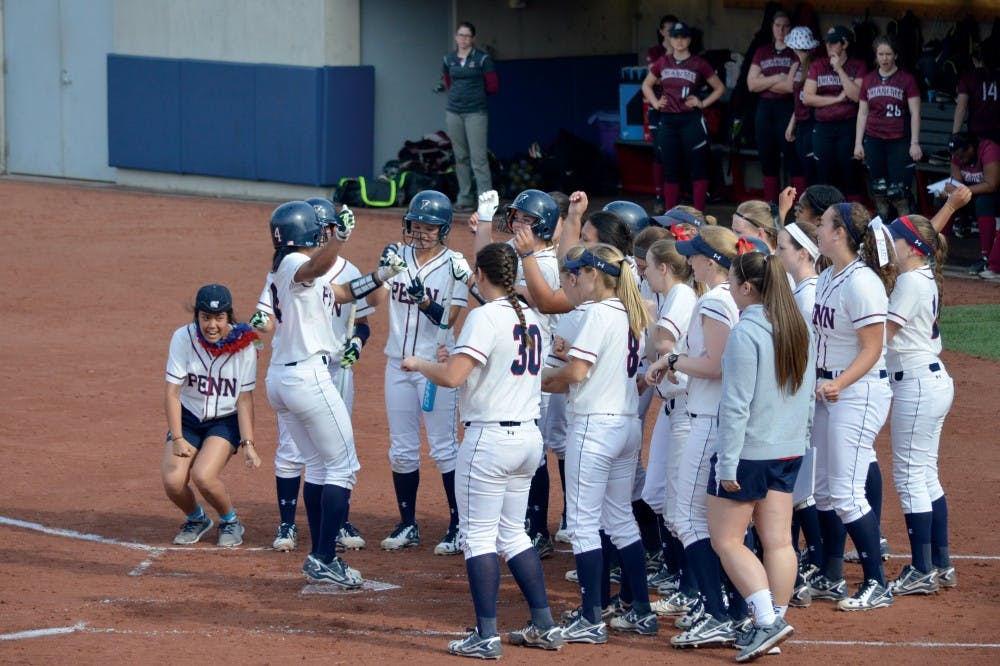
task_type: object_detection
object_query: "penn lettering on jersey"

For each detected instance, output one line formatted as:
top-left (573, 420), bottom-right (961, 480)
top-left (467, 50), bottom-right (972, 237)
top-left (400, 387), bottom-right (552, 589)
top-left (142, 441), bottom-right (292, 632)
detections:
top-left (813, 303), bottom-right (835, 330)
top-left (187, 373), bottom-right (238, 397)
top-left (390, 282), bottom-right (441, 305)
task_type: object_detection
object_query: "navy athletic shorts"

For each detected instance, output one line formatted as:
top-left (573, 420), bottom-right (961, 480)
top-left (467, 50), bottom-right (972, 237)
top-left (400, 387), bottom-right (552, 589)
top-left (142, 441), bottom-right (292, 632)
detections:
top-left (168, 406), bottom-right (240, 452)
top-left (707, 453), bottom-right (802, 502)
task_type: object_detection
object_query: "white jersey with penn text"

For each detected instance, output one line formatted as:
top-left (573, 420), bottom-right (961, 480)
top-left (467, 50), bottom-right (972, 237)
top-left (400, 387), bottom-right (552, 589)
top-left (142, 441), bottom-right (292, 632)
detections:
top-left (257, 256), bottom-right (375, 351)
top-left (813, 260), bottom-right (888, 372)
top-left (453, 298), bottom-right (542, 423)
top-left (166, 323), bottom-right (257, 421)
top-left (567, 298), bottom-right (642, 416)
top-left (792, 276), bottom-right (818, 326)
top-left (267, 252), bottom-right (338, 366)
top-left (684, 283), bottom-right (738, 415)
top-left (886, 266), bottom-right (941, 373)
top-left (383, 245), bottom-right (470, 359)
top-left (655, 281), bottom-right (697, 397)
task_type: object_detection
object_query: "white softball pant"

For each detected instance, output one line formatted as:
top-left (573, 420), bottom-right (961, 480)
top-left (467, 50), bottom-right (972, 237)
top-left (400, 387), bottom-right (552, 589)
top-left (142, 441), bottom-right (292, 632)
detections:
top-left (565, 414), bottom-right (642, 553)
top-left (812, 377), bottom-right (891, 524)
top-left (384, 357), bottom-right (458, 474)
top-left (642, 395), bottom-right (690, 525)
top-left (540, 391), bottom-right (567, 459)
top-left (675, 413), bottom-right (718, 547)
top-left (890, 365), bottom-right (953, 514)
top-left (630, 384), bottom-right (657, 501)
top-left (266, 356), bottom-right (359, 488)
top-left (456, 422), bottom-right (543, 559)
top-left (274, 365), bottom-right (356, 478)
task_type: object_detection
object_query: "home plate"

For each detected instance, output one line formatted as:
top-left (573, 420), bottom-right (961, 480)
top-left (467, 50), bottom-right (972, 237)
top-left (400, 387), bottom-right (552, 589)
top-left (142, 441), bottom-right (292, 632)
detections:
top-left (302, 579), bottom-right (400, 594)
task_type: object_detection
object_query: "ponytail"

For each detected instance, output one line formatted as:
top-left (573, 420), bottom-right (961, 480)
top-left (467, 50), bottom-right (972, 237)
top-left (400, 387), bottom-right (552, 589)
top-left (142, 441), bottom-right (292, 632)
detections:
top-left (476, 242), bottom-right (532, 349)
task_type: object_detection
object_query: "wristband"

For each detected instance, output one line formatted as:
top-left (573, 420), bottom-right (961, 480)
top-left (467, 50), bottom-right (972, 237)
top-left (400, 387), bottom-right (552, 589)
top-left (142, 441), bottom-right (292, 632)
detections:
top-left (519, 250), bottom-right (534, 258)
top-left (418, 299), bottom-right (445, 326)
top-left (352, 322), bottom-right (371, 346)
top-left (239, 439), bottom-right (254, 448)
top-left (349, 272), bottom-right (380, 299)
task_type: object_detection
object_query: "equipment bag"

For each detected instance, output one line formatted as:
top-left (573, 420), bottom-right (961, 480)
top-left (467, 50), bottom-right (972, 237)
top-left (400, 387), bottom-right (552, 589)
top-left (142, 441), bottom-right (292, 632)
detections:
top-left (337, 176), bottom-right (398, 208)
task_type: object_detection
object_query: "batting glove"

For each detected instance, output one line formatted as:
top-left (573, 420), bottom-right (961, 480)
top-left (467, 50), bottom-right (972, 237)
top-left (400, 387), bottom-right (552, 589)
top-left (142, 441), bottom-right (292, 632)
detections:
top-left (477, 190), bottom-right (500, 221)
top-left (450, 252), bottom-right (473, 283)
top-left (406, 277), bottom-right (428, 304)
top-left (249, 310), bottom-right (270, 330)
top-left (340, 336), bottom-right (363, 368)
top-left (377, 244), bottom-right (408, 281)
top-left (335, 205), bottom-right (355, 241)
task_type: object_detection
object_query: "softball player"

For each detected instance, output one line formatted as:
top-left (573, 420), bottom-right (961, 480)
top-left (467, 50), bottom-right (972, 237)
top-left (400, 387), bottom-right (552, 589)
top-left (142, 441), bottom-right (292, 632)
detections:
top-left (707, 251), bottom-right (812, 663)
top-left (376, 190), bottom-right (470, 555)
top-left (542, 243), bottom-right (655, 643)
top-left (730, 201), bottom-right (779, 252)
top-left (163, 284), bottom-right (261, 547)
top-left (886, 215), bottom-right (956, 594)
top-left (640, 239), bottom-right (698, 608)
top-left (403, 242), bottom-right (562, 658)
top-left (647, 226), bottom-right (742, 648)
top-left (808, 202), bottom-right (896, 611)
top-left (471, 189), bottom-right (563, 555)
top-left (263, 200), bottom-right (404, 588)
top-left (642, 20), bottom-right (726, 212)
top-left (254, 204), bottom-right (375, 553)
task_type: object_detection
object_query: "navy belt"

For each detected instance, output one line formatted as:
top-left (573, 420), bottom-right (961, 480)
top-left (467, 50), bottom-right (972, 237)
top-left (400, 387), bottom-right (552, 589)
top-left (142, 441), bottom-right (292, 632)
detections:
top-left (893, 362), bottom-right (940, 381)
top-left (285, 355), bottom-right (329, 367)
top-left (464, 420), bottom-right (537, 428)
top-left (817, 368), bottom-right (887, 380)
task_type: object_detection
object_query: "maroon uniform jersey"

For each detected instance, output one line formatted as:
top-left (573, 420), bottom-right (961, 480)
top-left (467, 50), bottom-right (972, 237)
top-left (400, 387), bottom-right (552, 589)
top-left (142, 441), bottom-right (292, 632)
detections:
top-left (860, 69), bottom-right (920, 140)
top-left (952, 138), bottom-right (1000, 185)
top-left (752, 43), bottom-right (796, 100)
top-left (957, 68), bottom-right (1000, 136)
top-left (792, 66), bottom-right (811, 122)
top-left (646, 44), bottom-right (667, 98)
top-left (808, 57), bottom-right (867, 123)
top-left (649, 54), bottom-right (716, 115)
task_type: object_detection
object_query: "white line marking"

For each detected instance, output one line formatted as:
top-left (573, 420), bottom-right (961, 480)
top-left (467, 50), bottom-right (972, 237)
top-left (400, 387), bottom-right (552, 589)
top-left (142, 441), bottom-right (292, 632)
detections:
top-left (0, 623), bottom-right (87, 641)
top-left (789, 639), bottom-right (1000, 649)
top-left (128, 549), bottom-right (165, 576)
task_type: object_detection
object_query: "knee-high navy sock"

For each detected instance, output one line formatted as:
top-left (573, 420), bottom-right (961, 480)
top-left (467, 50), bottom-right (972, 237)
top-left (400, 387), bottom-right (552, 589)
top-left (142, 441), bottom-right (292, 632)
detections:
top-left (903, 511), bottom-right (933, 573)
top-left (466, 553), bottom-right (501, 638)
top-left (795, 504), bottom-right (824, 570)
top-left (557, 458), bottom-right (567, 517)
top-left (507, 548), bottom-right (554, 628)
top-left (818, 509), bottom-right (846, 581)
top-left (600, 531), bottom-right (617, 607)
top-left (316, 485), bottom-right (351, 563)
top-left (658, 516), bottom-right (678, 574)
top-left (618, 540), bottom-right (651, 613)
top-left (746, 526), bottom-right (761, 559)
top-left (276, 475), bottom-right (301, 525)
top-left (685, 538), bottom-right (727, 619)
top-left (392, 470), bottom-right (419, 525)
top-left (866, 461), bottom-right (884, 529)
top-left (302, 482), bottom-right (323, 555)
top-left (526, 462), bottom-right (550, 537)
top-left (441, 470), bottom-right (459, 530)
top-left (574, 548), bottom-right (604, 623)
top-left (632, 499), bottom-right (661, 556)
top-left (724, 573), bottom-right (750, 622)
top-left (844, 511), bottom-right (885, 585)
top-left (931, 496), bottom-right (951, 568)
top-left (666, 531), bottom-right (686, 578)
top-left (791, 513), bottom-right (802, 556)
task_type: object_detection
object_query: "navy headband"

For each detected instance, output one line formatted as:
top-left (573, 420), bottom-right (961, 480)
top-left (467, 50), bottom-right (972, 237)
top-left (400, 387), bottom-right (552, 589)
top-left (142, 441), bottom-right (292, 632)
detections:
top-left (563, 249), bottom-right (622, 277)
top-left (678, 234), bottom-right (732, 269)
top-left (838, 203), bottom-right (862, 246)
top-left (889, 217), bottom-right (932, 256)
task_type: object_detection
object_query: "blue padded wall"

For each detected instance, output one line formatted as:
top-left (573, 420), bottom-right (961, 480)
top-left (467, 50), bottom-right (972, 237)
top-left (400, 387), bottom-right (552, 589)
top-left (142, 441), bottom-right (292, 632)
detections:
top-left (107, 55), bottom-right (374, 186)
top-left (487, 53), bottom-right (635, 160)
top-left (107, 55), bottom-right (182, 172)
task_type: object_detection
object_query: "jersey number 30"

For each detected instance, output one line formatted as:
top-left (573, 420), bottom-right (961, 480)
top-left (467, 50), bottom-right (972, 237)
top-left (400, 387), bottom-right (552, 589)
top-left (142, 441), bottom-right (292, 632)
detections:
top-left (511, 324), bottom-right (543, 376)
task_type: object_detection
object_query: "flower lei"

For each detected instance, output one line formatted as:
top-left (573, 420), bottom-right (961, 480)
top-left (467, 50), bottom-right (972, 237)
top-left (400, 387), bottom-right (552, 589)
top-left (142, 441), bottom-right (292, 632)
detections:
top-left (197, 322), bottom-right (259, 357)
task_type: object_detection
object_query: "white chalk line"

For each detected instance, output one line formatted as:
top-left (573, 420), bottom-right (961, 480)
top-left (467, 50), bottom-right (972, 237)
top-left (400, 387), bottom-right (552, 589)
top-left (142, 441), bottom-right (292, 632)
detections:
top-left (128, 549), bottom-right (165, 576)
top-left (3, 622), bottom-right (998, 648)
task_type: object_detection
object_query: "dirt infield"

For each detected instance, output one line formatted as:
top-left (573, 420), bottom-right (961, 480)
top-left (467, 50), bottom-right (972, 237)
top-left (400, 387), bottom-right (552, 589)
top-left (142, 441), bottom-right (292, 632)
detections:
top-left (1, 179), bottom-right (998, 664)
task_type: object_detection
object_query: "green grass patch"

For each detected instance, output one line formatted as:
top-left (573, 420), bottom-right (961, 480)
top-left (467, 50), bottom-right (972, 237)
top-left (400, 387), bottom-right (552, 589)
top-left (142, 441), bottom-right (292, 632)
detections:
top-left (940, 304), bottom-right (1000, 361)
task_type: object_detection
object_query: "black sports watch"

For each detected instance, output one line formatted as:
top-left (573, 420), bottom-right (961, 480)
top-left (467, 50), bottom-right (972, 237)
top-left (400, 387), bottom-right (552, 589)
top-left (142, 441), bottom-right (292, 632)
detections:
top-left (667, 353), bottom-right (680, 372)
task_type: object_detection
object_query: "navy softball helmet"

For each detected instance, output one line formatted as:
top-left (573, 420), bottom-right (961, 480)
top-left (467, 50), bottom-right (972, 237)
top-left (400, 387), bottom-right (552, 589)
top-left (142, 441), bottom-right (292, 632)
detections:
top-left (504, 189), bottom-right (559, 240)
top-left (269, 201), bottom-right (323, 249)
top-left (403, 190), bottom-right (452, 247)
top-left (603, 200), bottom-right (650, 232)
top-left (305, 197), bottom-right (337, 225)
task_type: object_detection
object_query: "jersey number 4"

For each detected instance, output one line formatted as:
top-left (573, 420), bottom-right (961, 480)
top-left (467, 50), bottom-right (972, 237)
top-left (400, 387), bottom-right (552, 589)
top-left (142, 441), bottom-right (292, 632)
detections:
top-left (510, 324), bottom-right (543, 376)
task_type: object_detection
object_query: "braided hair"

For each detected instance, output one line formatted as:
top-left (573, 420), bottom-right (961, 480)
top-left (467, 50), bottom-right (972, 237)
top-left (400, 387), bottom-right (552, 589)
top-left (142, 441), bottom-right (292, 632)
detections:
top-left (476, 242), bottom-right (533, 349)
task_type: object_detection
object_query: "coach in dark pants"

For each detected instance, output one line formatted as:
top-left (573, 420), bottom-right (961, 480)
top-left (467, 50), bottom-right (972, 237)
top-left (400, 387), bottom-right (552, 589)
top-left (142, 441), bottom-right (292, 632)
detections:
top-left (804, 26), bottom-right (867, 201)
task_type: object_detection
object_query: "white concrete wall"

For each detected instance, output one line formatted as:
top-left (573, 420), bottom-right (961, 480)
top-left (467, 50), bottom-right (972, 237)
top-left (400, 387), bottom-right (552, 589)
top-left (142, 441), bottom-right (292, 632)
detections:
top-left (114, 0), bottom-right (359, 66)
